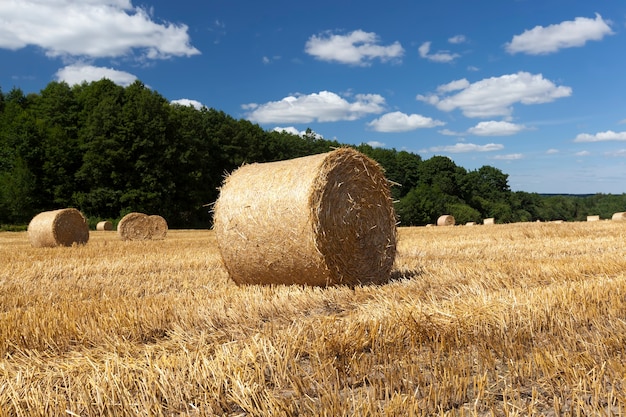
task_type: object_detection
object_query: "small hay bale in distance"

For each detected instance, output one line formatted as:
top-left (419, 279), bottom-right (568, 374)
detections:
top-left (437, 215), bottom-right (455, 226)
top-left (587, 215), bottom-right (600, 222)
top-left (612, 212), bottom-right (626, 221)
top-left (117, 212), bottom-right (168, 241)
top-left (483, 218), bottom-right (495, 225)
top-left (213, 148), bottom-right (397, 287)
top-left (96, 220), bottom-right (113, 231)
top-left (27, 208), bottom-right (89, 248)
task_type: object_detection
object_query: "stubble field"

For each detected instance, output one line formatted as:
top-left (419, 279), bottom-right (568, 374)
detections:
top-left (1, 221), bottom-right (626, 416)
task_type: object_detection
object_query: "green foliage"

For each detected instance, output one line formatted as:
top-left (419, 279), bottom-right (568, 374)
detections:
top-left (0, 80), bottom-right (624, 228)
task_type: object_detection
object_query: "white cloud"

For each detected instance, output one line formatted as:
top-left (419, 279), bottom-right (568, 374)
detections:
top-left (171, 98), bottom-right (204, 110)
top-left (429, 143), bottom-right (504, 153)
top-left (436, 78), bottom-right (471, 94)
top-left (304, 30), bottom-right (403, 66)
top-left (417, 72), bottom-right (572, 118)
top-left (439, 129), bottom-right (462, 136)
top-left (273, 127), bottom-right (324, 139)
top-left (606, 149), bottom-right (626, 157)
top-left (491, 153), bottom-right (523, 160)
top-left (448, 35), bottom-right (467, 44)
top-left (546, 148), bottom-right (559, 154)
top-left (367, 111), bottom-right (445, 132)
top-left (273, 126), bottom-right (301, 136)
top-left (574, 130), bottom-right (626, 142)
top-left (505, 13), bottom-right (613, 55)
top-left (575, 151), bottom-right (591, 156)
top-left (418, 41), bottom-right (460, 63)
top-left (244, 91), bottom-right (386, 124)
top-left (467, 121), bottom-right (526, 136)
top-left (0, 0), bottom-right (200, 59)
top-left (367, 141), bottom-right (386, 148)
top-left (55, 64), bottom-right (137, 86)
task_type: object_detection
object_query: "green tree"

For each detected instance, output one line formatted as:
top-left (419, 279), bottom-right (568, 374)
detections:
top-left (0, 157), bottom-right (36, 223)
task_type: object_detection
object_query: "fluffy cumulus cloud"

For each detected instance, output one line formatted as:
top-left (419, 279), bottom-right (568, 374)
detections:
top-left (429, 143), bottom-right (504, 153)
top-left (55, 64), bottom-right (137, 86)
top-left (367, 111), bottom-right (445, 132)
top-left (467, 121), bottom-right (527, 136)
top-left (417, 72), bottom-right (572, 118)
top-left (305, 30), bottom-right (404, 66)
top-left (418, 41), bottom-right (460, 63)
top-left (574, 130), bottom-right (626, 142)
top-left (0, 0), bottom-right (200, 59)
top-left (505, 13), bottom-right (613, 55)
top-left (171, 99), bottom-right (204, 110)
top-left (244, 91), bottom-right (386, 124)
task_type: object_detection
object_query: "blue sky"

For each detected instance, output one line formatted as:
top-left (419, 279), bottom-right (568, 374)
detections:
top-left (1, 0), bottom-right (625, 194)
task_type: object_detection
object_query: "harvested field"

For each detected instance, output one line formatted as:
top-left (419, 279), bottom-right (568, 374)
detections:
top-left (1, 221), bottom-right (626, 416)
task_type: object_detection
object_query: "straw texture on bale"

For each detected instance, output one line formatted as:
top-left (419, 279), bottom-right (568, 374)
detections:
top-left (437, 215), bottom-right (455, 226)
top-left (587, 215), bottom-right (600, 222)
top-left (213, 148), bottom-right (397, 287)
top-left (611, 212), bottom-right (626, 221)
top-left (27, 208), bottom-right (89, 248)
top-left (483, 218), bottom-right (495, 225)
top-left (148, 215), bottom-right (168, 240)
top-left (96, 220), bottom-right (113, 231)
top-left (117, 213), bottom-right (168, 241)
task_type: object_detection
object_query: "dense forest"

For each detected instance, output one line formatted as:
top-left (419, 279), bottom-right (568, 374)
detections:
top-left (1, 79), bottom-right (625, 229)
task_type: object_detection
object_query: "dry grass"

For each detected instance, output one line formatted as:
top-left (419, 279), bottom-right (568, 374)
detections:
top-left (1, 222), bottom-right (626, 416)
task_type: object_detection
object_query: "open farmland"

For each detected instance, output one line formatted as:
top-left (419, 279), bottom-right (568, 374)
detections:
top-left (1, 222), bottom-right (626, 416)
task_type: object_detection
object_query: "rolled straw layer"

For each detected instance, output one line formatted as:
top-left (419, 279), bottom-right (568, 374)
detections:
top-left (28, 208), bottom-right (89, 247)
top-left (213, 148), bottom-right (397, 287)
top-left (437, 215), bottom-right (455, 226)
top-left (117, 213), bottom-right (168, 241)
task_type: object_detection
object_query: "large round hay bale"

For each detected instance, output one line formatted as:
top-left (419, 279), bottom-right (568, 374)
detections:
top-left (96, 220), bottom-right (113, 231)
top-left (118, 213), bottom-right (168, 240)
top-left (27, 208), bottom-right (89, 247)
top-left (612, 212), bottom-right (626, 221)
top-left (437, 215), bottom-right (455, 226)
top-left (213, 148), bottom-right (397, 287)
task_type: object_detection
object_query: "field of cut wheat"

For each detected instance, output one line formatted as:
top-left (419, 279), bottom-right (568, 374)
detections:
top-left (1, 221), bottom-right (626, 416)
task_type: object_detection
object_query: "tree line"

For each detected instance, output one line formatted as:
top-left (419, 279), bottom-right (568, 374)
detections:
top-left (1, 79), bottom-right (624, 229)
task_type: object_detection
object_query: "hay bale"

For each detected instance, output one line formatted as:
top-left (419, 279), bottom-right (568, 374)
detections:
top-left (27, 208), bottom-right (89, 247)
top-left (587, 215), bottom-right (600, 222)
top-left (96, 220), bottom-right (113, 231)
top-left (483, 218), bottom-right (495, 225)
top-left (117, 212), bottom-right (168, 241)
top-left (148, 215), bottom-right (168, 240)
top-left (611, 212), bottom-right (626, 221)
top-left (465, 222), bottom-right (475, 226)
top-left (437, 215), bottom-right (455, 226)
top-left (213, 148), bottom-right (397, 287)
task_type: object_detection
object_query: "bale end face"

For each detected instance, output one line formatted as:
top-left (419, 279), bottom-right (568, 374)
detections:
top-left (28, 208), bottom-right (90, 248)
